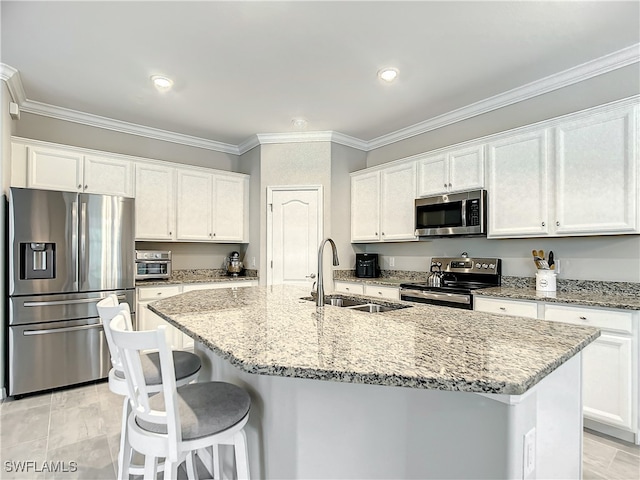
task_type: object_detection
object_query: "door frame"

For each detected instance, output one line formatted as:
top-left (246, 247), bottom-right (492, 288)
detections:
top-left (266, 185), bottom-right (324, 286)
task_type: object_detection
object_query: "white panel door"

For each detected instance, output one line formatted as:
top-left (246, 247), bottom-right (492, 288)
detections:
top-left (380, 161), bottom-right (417, 241)
top-left (351, 171), bottom-right (380, 242)
top-left (176, 169), bottom-right (212, 241)
top-left (135, 162), bottom-right (176, 240)
top-left (582, 334), bottom-right (634, 430)
top-left (269, 188), bottom-right (321, 286)
top-left (487, 129), bottom-right (550, 238)
top-left (83, 155), bottom-right (133, 197)
top-left (212, 174), bottom-right (247, 242)
top-left (555, 107), bottom-right (637, 234)
top-left (417, 153), bottom-right (447, 197)
top-left (27, 146), bottom-right (83, 192)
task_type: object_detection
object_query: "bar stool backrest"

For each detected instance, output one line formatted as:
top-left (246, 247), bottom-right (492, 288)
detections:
top-left (96, 294), bottom-right (132, 370)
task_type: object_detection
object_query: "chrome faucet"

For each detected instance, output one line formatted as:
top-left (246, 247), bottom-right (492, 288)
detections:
top-left (316, 238), bottom-right (339, 308)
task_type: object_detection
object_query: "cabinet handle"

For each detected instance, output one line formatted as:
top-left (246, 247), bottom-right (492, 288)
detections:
top-left (213, 233), bottom-right (216, 237)
top-left (345, 287), bottom-right (350, 291)
top-left (556, 221), bottom-right (560, 226)
top-left (169, 231), bottom-right (172, 235)
top-left (444, 183), bottom-right (447, 188)
top-left (382, 232), bottom-right (385, 236)
top-left (157, 292), bottom-right (162, 296)
top-left (78, 184), bottom-right (82, 189)
top-left (541, 222), bottom-right (545, 227)
top-left (448, 183), bottom-right (452, 188)
top-left (375, 232), bottom-right (378, 236)
top-left (84, 185), bottom-right (88, 190)
top-left (209, 233), bottom-right (212, 237)
top-left (499, 307), bottom-right (506, 311)
top-left (579, 316), bottom-right (587, 320)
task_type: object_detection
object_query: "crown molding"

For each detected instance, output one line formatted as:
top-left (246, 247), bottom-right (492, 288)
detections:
top-left (366, 43), bottom-right (640, 150)
top-left (1, 63), bottom-right (26, 104)
top-left (3, 43), bottom-right (639, 155)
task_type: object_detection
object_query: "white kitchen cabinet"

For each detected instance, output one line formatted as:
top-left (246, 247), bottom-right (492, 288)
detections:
top-left (554, 106), bottom-right (638, 235)
top-left (176, 168), bottom-right (249, 242)
top-left (487, 129), bottom-right (550, 238)
top-left (137, 285), bottom-right (185, 350)
top-left (351, 161), bottom-right (417, 243)
top-left (20, 143), bottom-right (133, 196)
top-left (474, 296), bottom-right (538, 318)
top-left (544, 304), bottom-right (637, 439)
top-left (487, 104), bottom-right (638, 238)
top-left (135, 162), bottom-right (176, 241)
top-left (363, 284), bottom-right (400, 300)
top-left (417, 144), bottom-right (484, 197)
top-left (333, 281), bottom-right (365, 295)
top-left (351, 170), bottom-right (381, 242)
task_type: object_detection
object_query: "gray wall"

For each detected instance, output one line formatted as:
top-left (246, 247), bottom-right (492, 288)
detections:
top-left (238, 145), bottom-right (262, 274)
top-left (14, 112), bottom-right (240, 171)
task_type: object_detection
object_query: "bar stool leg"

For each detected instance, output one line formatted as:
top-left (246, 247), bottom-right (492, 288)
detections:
top-left (117, 397), bottom-right (133, 480)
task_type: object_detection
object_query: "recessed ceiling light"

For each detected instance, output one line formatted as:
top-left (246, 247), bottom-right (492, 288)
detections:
top-left (291, 118), bottom-right (308, 130)
top-left (151, 75), bottom-right (173, 92)
top-left (378, 67), bottom-right (399, 83)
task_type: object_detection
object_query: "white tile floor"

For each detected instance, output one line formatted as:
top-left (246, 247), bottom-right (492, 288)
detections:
top-left (1, 381), bottom-right (639, 479)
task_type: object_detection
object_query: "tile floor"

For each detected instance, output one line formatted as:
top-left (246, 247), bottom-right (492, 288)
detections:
top-left (1, 381), bottom-right (639, 479)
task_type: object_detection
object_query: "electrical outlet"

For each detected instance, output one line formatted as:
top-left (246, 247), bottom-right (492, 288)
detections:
top-left (523, 428), bottom-right (536, 478)
top-left (389, 257), bottom-right (395, 267)
top-left (251, 257), bottom-right (256, 267)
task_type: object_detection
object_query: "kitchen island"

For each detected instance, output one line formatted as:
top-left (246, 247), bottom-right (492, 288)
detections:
top-left (149, 285), bottom-right (600, 479)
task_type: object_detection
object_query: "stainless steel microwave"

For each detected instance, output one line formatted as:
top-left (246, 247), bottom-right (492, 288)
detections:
top-left (135, 250), bottom-right (172, 280)
top-left (415, 190), bottom-right (487, 237)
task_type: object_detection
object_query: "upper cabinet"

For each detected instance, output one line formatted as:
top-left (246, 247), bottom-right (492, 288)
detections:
top-left (11, 139), bottom-right (250, 244)
top-left (487, 103), bottom-right (638, 238)
top-left (176, 168), bottom-right (248, 242)
top-left (135, 162), bottom-right (176, 241)
top-left (351, 161), bottom-right (417, 243)
top-left (16, 143), bottom-right (134, 197)
top-left (417, 144), bottom-right (484, 197)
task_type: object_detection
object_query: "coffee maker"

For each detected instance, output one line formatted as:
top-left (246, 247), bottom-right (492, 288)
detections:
top-left (355, 253), bottom-right (379, 278)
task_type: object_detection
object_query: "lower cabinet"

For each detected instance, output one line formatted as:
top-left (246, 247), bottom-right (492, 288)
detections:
top-left (137, 280), bottom-right (258, 350)
top-left (475, 296), bottom-right (639, 444)
top-left (333, 280), bottom-right (400, 300)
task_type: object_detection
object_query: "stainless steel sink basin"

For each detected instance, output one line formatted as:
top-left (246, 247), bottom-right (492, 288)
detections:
top-left (300, 295), bottom-right (411, 313)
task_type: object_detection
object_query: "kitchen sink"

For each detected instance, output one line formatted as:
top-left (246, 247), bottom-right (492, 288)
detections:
top-left (301, 295), bottom-right (411, 313)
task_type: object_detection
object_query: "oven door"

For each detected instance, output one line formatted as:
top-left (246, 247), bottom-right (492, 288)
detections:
top-left (135, 260), bottom-right (171, 280)
top-left (400, 287), bottom-right (473, 309)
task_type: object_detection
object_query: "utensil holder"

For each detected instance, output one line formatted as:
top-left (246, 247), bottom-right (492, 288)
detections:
top-left (536, 270), bottom-right (557, 292)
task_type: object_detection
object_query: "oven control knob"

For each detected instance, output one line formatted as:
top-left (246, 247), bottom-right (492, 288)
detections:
top-left (475, 263), bottom-right (481, 268)
top-left (482, 263), bottom-right (489, 269)
top-left (489, 263), bottom-right (495, 269)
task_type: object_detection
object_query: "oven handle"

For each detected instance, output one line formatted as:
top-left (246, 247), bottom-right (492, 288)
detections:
top-left (136, 260), bottom-right (171, 264)
top-left (400, 289), bottom-right (471, 304)
top-left (23, 323), bottom-right (103, 336)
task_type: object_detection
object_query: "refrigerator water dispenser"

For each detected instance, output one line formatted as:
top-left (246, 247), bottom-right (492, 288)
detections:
top-left (20, 242), bottom-right (56, 279)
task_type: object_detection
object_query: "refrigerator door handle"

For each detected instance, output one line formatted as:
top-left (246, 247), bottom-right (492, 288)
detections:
top-left (23, 294), bottom-right (126, 307)
top-left (72, 200), bottom-right (79, 288)
top-left (80, 201), bottom-right (87, 286)
top-left (23, 323), bottom-right (103, 336)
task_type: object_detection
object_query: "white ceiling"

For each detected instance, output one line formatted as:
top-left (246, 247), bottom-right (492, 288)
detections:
top-left (2, 1), bottom-right (639, 153)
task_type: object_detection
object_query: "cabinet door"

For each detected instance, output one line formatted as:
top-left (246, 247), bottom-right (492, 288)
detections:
top-left (351, 171), bottom-right (381, 242)
top-left (83, 155), bottom-right (133, 197)
top-left (448, 145), bottom-right (484, 193)
top-left (417, 153), bottom-right (447, 197)
top-left (474, 297), bottom-right (538, 318)
top-left (487, 129), bottom-right (550, 238)
top-left (363, 284), bottom-right (400, 300)
top-left (582, 333), bottom-right (634, 430)
top-left (135, 163), bottom-right (176, 240)
top-left (27, 145), bottom-right (83, 192)
top-left (333, 281), bottom-right (364, 295)
top-left (212, 174), bottom-right (247, 242)
top-left (176, 169), bottom-right (212, 241)
top-left (380, 162), bottom-right (417, 241)
top-left (555, 106), bottom-right (638, 235)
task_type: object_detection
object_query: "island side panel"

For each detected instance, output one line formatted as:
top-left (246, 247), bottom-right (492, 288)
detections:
top-left (195, 341), bottom-right (583, 479)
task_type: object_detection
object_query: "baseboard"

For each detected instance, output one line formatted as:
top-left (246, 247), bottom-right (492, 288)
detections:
top-left (584, 418), bottom-right (638, 445)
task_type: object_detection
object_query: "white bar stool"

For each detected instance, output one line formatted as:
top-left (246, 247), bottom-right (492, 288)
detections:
top-left (97, 294), bottom-right (202, 479)
top-left (110, 311), bottom-right (251, 480)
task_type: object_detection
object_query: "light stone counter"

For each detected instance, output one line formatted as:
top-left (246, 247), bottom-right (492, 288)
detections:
top-left (149, 284), bottom-right (598, 395)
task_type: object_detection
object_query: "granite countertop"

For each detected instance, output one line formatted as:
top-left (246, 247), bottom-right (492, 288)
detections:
top-left (474, 285), bottom-right (640, 311)
top-left (136, 269), bottom-right (259, 287)
top-left (149, 285), bottom-right (599, 396)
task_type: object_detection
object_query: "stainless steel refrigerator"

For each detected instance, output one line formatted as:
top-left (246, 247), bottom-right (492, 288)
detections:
top-left (8, 187), bottom-right (135, 396)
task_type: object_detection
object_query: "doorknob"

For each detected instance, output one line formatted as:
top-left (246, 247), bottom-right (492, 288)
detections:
top-left (306, 273), bottom-right (316, 279)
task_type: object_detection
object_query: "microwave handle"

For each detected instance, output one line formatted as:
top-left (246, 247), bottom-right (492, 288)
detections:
top-left (461, 199), bottom-right (467, 227)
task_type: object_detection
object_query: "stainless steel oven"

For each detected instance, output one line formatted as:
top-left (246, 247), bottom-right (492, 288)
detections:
top-left (135, 250), bottom-right (172, 280)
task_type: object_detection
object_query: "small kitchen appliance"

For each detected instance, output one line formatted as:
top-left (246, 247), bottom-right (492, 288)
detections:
top-left (400, 256), bottom-right (501, 309)
top-left (355, 253), bottom-right (379, 278)
top-left (135, 250), bottom-right (172, 280)
top-left (415, 189), bottom-right (486, 238)
top-left (225, 251), bottom-right (244, 277)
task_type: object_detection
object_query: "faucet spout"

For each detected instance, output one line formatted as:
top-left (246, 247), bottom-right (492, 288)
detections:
top-left (316, 238), bottom-right (339, 308)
